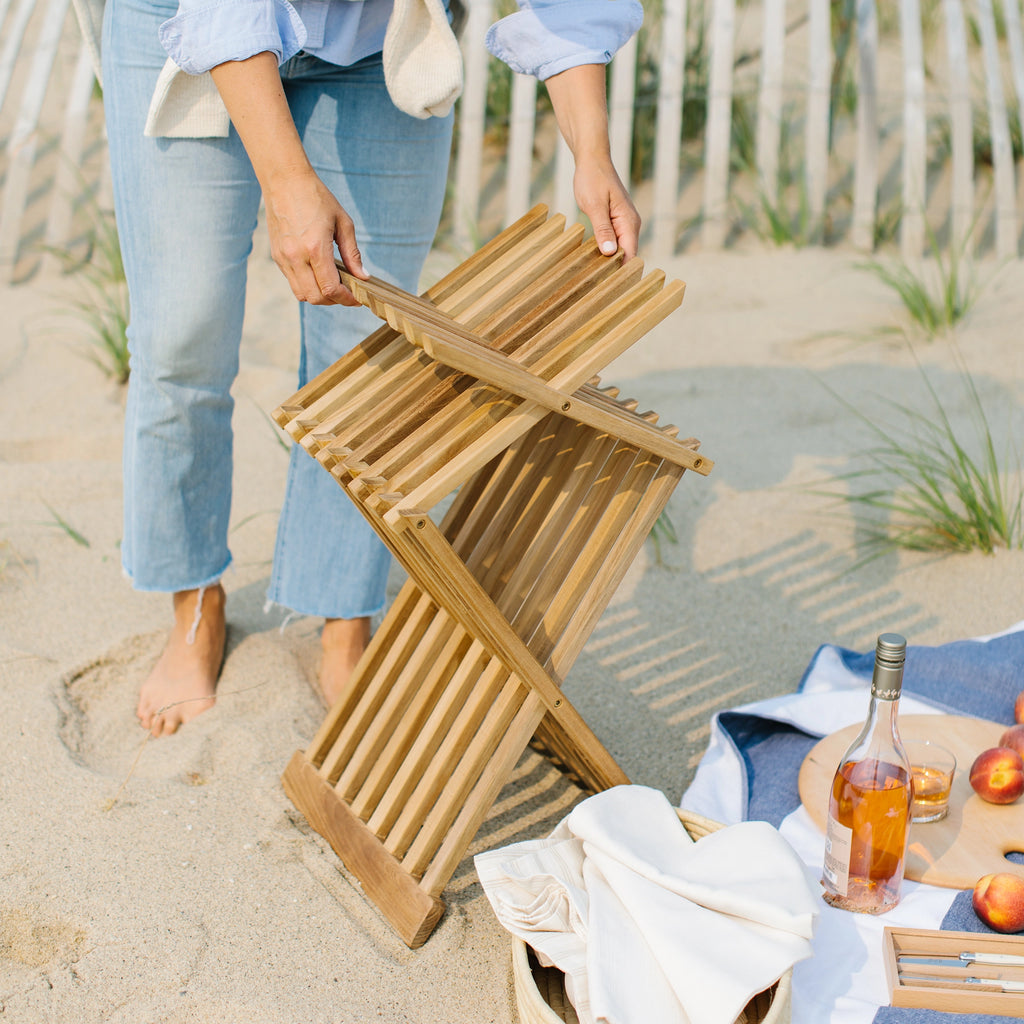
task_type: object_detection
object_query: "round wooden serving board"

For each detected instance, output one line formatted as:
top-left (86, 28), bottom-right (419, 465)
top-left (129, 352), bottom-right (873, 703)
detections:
top-left (798, 714), bottom-right (1024, 890)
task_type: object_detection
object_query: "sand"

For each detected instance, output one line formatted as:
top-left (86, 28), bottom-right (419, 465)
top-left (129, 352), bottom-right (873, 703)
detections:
top-left (2, 241), bottom-right (1023, 1023)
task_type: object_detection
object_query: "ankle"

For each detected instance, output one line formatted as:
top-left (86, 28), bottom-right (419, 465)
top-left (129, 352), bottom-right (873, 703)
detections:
top-left (321, 615), bottom-right (370, 651)
top-left (171, 584), bottom-right (226, 642)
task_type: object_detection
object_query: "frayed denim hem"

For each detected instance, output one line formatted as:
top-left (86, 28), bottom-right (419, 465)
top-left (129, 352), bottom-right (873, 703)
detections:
top-left (262, 594), bottom-right (387, 623)
top-left (120, 555), bottom-right (232, 595)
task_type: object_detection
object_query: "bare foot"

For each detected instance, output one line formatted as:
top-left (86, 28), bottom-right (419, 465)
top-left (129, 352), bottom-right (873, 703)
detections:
top-left (137, 584), bottom-right (226, 737)
top-left (319, 615), bottom-right (371, 707)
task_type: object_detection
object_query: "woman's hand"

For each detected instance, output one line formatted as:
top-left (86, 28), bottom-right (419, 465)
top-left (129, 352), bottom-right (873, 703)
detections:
top-left (544, 63), bottom-right (641, 260)
top-left (210, 52), bottom-right (369, 305)
top-left (262, 167), bottom-right (365, 305)
top-left (572, 153), bottom-right (641, 261)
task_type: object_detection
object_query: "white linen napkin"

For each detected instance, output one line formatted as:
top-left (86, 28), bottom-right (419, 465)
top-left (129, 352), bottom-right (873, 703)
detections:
top-left (475, 784), bottom-right (818, 1024)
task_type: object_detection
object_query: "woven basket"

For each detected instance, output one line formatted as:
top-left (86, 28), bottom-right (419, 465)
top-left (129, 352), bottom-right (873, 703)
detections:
top-left (511, 809), bottom-right (793, 1024)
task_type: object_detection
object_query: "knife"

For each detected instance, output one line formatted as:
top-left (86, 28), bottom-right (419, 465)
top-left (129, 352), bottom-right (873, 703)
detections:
top-left (899, 951), bottom-right (1024, 968)
top-left (898, 972), bottom-right (1024, 993)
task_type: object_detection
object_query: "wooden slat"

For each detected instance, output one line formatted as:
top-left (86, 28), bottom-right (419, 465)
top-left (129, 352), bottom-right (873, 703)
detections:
top-left (553, 133), bottom-right (575, 223)
top-left (426, 202), bottom-right (550, 308)
top-left (388, 509), bottom-right (630, 791)
top-left (469, 424), bottom-right (609, 609)
top-left (305, 581), bottom-right (427, 764)
top-left (755, 0), bottom-right (786, 205)
top-left (1004, 0), bottom-right (1024, 145)
top-left (281, 752), bottom-right (444, 948)
top-left (702, 0), bottom-right (735, 247)
top-left (899, 0), bottom-right (927, 259)
top-left (0, 0), bottom-right (72, 277)
top-left (942, 0), bottom-right (974, 254)
top-left (275, 207), bottom-right (557, 436)
top-left (609, 34), bottom-right (638, 184)
top-left (0, 0), bottom-right (35, 112)
top-left (975, 0), bottom-right (1018, 259)
top-left (41, 41), bottom-right (96, 267)
top-left (381, 278), bottom-right (695, 516)
top-left (504, 72), bottom-right (538, 228)
top-left (427, 211), bottom-right (568, 320)
top-left (384, 658), bottom-right (516, 859)
top-left (402, 678), bottom-right (535, 878)
top-left (514, 441), bottom-right (647, 657)
top-left (278, 209), bottom-right (701, 947)
top-left (343, 274), bottom-right (704, 473)
top-left (851, 0), bottom-right (880, 251)
top-left (651, 0), bottom-right (688, 261)
top-left (363, 642), bottom-right (500, 835)
top-left (419, 692), bottom-right (546, 893)
top-left (805, 0), bottom-right (832, 244)
top-left (451, 0), bottom-right (490, 251)
top-left (330, 610), bottom-right (464, 797)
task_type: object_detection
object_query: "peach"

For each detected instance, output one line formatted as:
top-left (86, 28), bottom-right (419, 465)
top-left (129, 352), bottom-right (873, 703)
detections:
top-left (1016, 690), bottom-right (1024, 724)
top-left (973, 873), bottom-right (1024, 933)
top-left (1000, 724), bottom-right (1024, 761)
top-left (969, 747), bottom-right (1024, 805)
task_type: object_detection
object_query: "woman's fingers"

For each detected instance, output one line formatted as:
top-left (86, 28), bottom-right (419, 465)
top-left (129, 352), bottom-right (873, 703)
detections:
top-left (265, 172), bottom-right (364, 305)
top-left (574, 159), bottom-right (641, 261)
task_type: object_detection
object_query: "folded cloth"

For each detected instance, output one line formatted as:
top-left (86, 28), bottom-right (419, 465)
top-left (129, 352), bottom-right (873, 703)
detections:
top-left (476, 784), bottom-right (818, 1024)
top-left (681, 620), bottom-right (1024, 1024)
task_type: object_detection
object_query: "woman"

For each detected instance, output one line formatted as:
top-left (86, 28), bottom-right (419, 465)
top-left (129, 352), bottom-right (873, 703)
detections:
top-left (101, 0), bottom-right (643, 736)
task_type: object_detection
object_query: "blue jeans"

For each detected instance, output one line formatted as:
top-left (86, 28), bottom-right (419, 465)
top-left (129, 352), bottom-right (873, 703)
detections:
top-left (102, 0), bottom-right (453, 617)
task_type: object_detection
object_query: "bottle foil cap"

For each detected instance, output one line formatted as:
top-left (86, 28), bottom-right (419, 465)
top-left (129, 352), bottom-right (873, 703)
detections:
top-left (871, 632), bottom-right (907, 698)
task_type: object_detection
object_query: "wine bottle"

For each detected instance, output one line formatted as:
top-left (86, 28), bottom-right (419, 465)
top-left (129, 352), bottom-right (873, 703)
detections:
top-left (821, 632), bottom-right (913, 913)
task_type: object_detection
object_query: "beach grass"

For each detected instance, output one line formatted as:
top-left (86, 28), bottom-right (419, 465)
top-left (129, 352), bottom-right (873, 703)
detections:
top-left (819, 357), bottom-right (1023, 555)
top-left (858, 229), bottom-right (983, 338)
top-left (46, 201), bottom-right (130, 383)
top-left (40, 502), bottom-right (91, 548)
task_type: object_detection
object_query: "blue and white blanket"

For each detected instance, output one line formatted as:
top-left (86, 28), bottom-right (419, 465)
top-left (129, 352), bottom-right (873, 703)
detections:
top-left (680, 621), bottom-right (1024, 1024)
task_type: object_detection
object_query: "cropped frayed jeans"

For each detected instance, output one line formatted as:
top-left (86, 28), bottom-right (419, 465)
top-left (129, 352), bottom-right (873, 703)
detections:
top-left (102, 0), bottom-right (452, 618)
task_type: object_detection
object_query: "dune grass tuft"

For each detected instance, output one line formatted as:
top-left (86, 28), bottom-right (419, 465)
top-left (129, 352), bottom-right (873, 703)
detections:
top-left (858, 227), bottom-right (985, 338)
top-left (819, 357), bottom-right (1023, 555)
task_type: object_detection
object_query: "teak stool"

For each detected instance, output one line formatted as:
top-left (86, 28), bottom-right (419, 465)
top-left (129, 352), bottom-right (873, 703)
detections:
top-left (273, 206), bottom-right (713, 947)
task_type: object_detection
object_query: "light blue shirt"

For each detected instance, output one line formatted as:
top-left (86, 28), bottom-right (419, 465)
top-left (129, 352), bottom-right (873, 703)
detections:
top-left (159, 0), bottom-right (643, 81)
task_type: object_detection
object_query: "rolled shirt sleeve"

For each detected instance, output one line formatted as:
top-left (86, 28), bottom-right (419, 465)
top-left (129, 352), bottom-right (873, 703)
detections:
top-left (158, 0), bottom-right (308, 74)
top-left (485, 0), bottom-right (643, 80)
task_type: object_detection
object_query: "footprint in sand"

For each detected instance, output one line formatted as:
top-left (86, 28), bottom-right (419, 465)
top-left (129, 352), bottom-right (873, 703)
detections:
top-left (58, 628), bottom-right (323, 784)
top-left (0, 907), bottom-right (86, 970)
top-left (58, 631), bottom-right (218, 781)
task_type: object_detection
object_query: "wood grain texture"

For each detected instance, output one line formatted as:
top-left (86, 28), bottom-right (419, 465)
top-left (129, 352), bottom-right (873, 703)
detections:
top-left (884, 926), bottom-right (1024, 1014)
top-left (281, 751), bottom-right (444, 948)
top-left (799, 714), bottom-right (1024, 890)
top-left (277, 208), bottom-right (704, 946)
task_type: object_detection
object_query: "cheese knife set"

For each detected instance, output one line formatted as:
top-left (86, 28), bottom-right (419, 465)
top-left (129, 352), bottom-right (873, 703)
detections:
top-left (884, 927), bottom-right (1024, 1013)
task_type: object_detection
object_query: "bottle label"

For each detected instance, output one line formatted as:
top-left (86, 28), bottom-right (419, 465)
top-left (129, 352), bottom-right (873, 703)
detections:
top-left (823, 816), bottom-right (853, 896)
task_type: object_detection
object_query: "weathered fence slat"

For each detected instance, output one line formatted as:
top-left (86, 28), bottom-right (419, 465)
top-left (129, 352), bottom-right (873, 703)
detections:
top-left (899, 0), bottom-right (927, 259)
top-left (452, 0), bottom-right (490, 250)
top-left (0, 0), bottom-right (38, 112)
top-left (805, 0), bottom-right (832, 244)
top-left (0, 0), bottom-right (72, 275)
top-left (702, 0), bottom-right (735, 247)
top-left (975, 0), bottom-right (1018, 259)
top-left (943, 0), bottom-right (974, 254)
top-left (651, 0), bottom-right (687, 261)
top-left (4, 0), bottom-right (1024, 276)
top-left (609, 33), bottom-right (637, 185)
top-left (755, 0), bottom-right (786, 204)
top-left (851, 0), bottom-right (879, 250)
top-left (41, 39), bottom-right (96, 270)
top-left (504, 72), bottom-right (537, 229)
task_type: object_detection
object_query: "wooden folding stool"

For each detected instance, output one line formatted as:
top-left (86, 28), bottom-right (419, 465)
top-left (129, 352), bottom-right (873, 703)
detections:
top-left (273, 206), bottom-right (713, 947)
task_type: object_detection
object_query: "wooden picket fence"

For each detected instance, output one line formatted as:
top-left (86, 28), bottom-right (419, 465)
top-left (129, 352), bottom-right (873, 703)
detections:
top-left (2, 0), bottom-right (1024, 283)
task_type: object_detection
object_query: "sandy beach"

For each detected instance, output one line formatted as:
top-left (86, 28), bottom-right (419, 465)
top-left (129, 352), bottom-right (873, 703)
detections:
top-left (2, 238), bottom-right (1023, 1023)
